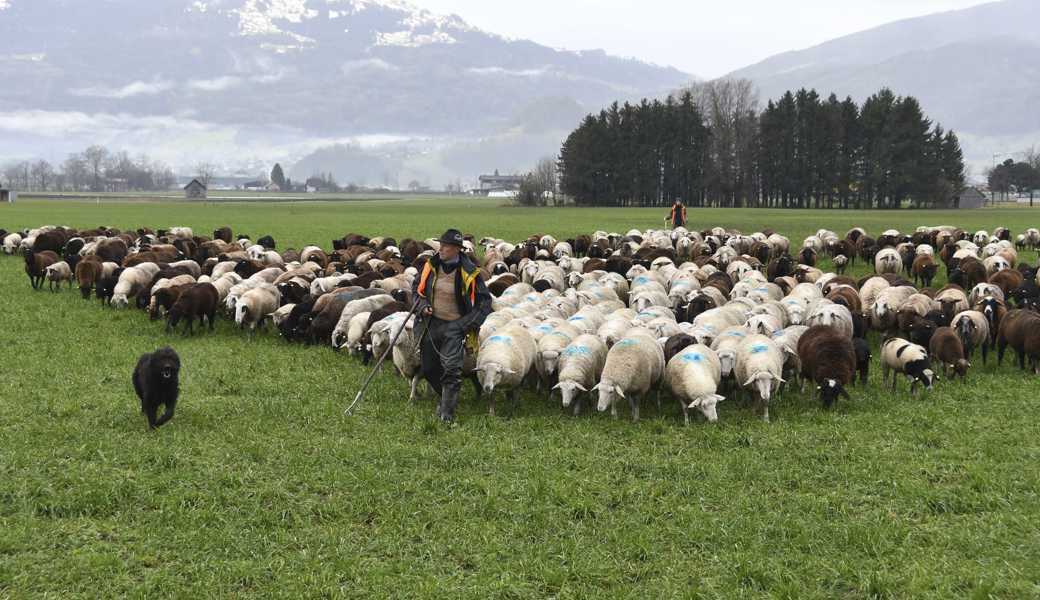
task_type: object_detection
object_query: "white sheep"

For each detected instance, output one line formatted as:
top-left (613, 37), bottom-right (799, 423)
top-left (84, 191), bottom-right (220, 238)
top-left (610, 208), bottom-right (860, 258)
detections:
top-left (475, 323), bottom-right (537, 416)
top-left (666, 344), bottom-right (725, 425)
top-left (331, 294), bottom-right (395, 349)
top-left (553, 334), bottom-right (609, 415)
top-left (710, 326), bottom-right (750, 377)
top-left (593, 329), bottom-right (665, 422)
top-left (3, 233), bottom-right (23, 254)
top-left (235, 284), bottom-right (281, 332)
top-left (536, 322), bottom-right (583, 387)
top-left (44, 261), bottom-right (74, 292)
top-left (111, 265), bottom-right (157, 308)
top-left (734, 334), bottom-right (785, 422)
top-left (368, 312), bottom-right (424, 402)
top-left (807, 303), bottom-right (854, 338)
top-left (874, 248), bottom-right (902, 275)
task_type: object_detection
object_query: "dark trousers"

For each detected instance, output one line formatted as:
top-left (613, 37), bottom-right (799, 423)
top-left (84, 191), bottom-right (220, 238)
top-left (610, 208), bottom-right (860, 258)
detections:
top-left (419, 317), bottom-right (466, 396)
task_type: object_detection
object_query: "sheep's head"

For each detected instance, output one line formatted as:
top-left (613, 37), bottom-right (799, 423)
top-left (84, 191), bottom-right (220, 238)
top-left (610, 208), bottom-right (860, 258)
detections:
top-left (688, 394), bottom-right (725, 423)
top-left (553, 381), bottom-right (587, 408)
top-left (744, 372), bottom-right (783, 402)
top-left (717, 350), bottom-right (737, 376)
top-left (475, 363), bottom-right (514, 393)
top-left (593, 381), bottom-right (624, 413)
top-left (540, 351), bottom-right (560, 377)
top-left (235, 303), bottom-right (250, 327)
top-left (111, 294), bottom-right (129, 309)
top-left (817, 378), bottom-right (850, 408)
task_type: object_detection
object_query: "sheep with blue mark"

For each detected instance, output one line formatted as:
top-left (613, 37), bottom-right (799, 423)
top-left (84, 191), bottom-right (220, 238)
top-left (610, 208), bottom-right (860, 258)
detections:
top-left (666, 344), bottom-right (725, 425)
top-left (593, 328), bottom-right (665, 422)
top-left (710, 325), bottom-right (750, 378)
top-left (734, 334), bottom-right (785, 422)
top-left (536, 321), bottom-right (582, 390)
top-left (475, 323), bottom-right (537, 417)
top-left (553, 334), bottom-right (608, 415)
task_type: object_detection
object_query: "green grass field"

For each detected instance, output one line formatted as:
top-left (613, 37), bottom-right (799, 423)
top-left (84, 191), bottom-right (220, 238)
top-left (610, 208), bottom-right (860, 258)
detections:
top-left (1, 198), bottom-right (1039, 598)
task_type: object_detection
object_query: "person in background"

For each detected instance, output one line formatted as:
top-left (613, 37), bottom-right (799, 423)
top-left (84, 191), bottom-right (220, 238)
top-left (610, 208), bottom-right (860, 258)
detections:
top-left (667, 199), bottom-right (687, 229)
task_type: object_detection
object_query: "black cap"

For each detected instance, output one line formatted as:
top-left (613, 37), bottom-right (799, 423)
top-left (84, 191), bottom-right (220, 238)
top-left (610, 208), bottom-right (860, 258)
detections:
top-left (438, 229), bottom-right (465, 247)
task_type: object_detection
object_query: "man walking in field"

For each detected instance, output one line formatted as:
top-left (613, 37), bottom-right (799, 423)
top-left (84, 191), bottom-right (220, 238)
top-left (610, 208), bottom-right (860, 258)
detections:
top-left (412, 229), bottom-right (493, 423)
top-left (667, 199), bottom-right (687, 229)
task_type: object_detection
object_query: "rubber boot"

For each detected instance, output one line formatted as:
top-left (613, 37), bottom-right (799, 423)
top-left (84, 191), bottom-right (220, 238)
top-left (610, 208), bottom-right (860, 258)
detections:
top-left (438, 386), bottom-right (460, 423)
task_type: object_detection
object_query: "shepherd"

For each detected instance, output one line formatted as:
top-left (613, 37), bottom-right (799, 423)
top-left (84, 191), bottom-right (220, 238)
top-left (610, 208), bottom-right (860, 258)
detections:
top-left (412, 229), bottom-right (493, 423)
top-left (667, 199), bottom-right (687, 229)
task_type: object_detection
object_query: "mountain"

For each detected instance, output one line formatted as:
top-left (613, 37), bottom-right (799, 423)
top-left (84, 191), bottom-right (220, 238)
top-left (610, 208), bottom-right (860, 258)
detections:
top-left (0, 0), bottom-right (691, 184)
top-left (727, 0), bottom-right (1040, 170)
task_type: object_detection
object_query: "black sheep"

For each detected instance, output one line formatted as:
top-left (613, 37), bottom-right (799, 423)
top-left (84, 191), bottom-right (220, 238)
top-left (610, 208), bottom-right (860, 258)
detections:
top-left (96, 268), bottom-right (125, 304)
top-left (796, 325), bottom-right (856, 408)
top-left (132, 347), bottom-right (181, 430)
top-left (257, 235), bottom-right (276, 250)
top-left (852, 338), bottom-right (871, 387)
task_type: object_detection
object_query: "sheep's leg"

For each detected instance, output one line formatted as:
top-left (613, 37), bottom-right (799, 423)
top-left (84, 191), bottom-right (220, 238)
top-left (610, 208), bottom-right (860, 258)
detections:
top-left (573, 395), bottom-right (582, 416)
top-left (510, 388), bottom-right (521, 417)
top-left (982, 342), bottom-right (989, 366)
top-left (610, 401), bottom-right (618, 420)
top-left (629, 395), bottom-right (640, 422)
top-left (1018, 350), bottom-right (1026, 371)
top-left (488, 391), bottom-right (496, 417)
top-left (681, 402), bottom-right (690, 426)
top-left (408, 375), bottom-right (419, 404)
top-left (809, 385), bottom-right (816, 405)
top-left (761, 397), bottom-right (770, 423)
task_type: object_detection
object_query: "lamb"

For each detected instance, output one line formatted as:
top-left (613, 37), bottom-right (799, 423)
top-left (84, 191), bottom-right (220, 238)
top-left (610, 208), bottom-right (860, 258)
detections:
top-left (149, 284), bottom-right (192, 321)
top-left (166, 283), bottom-right (219, 335)
top-left (475, 323), bottom-right (538, 417)
top-left (832, 254), bottom-right (849, 274)
top-left (734, 334), bottom-right (785, 422)
top-left (553, 334), bottom-right (609, 415)
top-left (593, 328), bottom-right (665, 421)
top-left (234, 284), bottom-right (281, 332)
top-left (44, 261), bottom-right (74, 292)
top-left (367, 312), bottom-right (424, 402)
top-left (951, 310), bottom-right (990, 364)
top-left (912, 255), bottom-right (938, 287)
top-left (880, 338), bottom-right (935, 395)
top-left (343, 311), bottom-right (374, 355)
top-left (796, 325), bottom-right (856, 408)
top-left (665, 344), bottom-right (725, 424)
top-left (929, 327), bottom-right (970, 380)
top-left (331, 293), bottom-right (395, 349)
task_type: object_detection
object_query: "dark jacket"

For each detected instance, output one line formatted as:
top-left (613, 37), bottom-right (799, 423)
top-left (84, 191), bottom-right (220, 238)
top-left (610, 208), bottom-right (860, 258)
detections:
top-left (412, 255), bottom-right (492, 332)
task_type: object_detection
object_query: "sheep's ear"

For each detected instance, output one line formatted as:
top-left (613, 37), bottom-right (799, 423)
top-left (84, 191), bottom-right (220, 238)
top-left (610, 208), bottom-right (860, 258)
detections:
top-left (614, 385), bottom-right (625, 399)
top-left (552, 382), bottom-right (563, 390)
top-left (743, 375), bottom-right (756, 387)
top-left (712, 394), bottom-right (726, 403)
top-left (687, 398), bottom-right (702, 409)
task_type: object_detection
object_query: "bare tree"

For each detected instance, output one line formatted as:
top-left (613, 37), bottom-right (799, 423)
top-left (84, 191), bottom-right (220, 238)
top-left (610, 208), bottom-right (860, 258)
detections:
top-left (1, 162), bottom-right (28, 189)
top-left (62, 154), bottom-right (89, 191)
top-left (194, 162), bottom-right (217, 187)
top-left (534, 157), bottom-right (558, 204)
top-left (30, 160), bottom-right (54, 191)
top-left (82, 145), bottom-right (109, 192)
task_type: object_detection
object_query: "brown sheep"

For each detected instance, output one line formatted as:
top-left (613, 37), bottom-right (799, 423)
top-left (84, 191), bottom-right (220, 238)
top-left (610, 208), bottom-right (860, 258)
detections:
top-left (149, 284), bottom-right (192, 321)
top-left (797, 325), bottom-right (857, 408)
top-left (75, 257), bottom-right (103, 299)
top-left (166, 283), bottom-right (219, 335)
top-left (912, 255), bottom-right (938, 288)
top-left (929, 327), bottom-right (970, 380)
top-left (24, 249), bottom-right (59, 290)
top-left (997, 309), bottom-right (1040, 372)
top-left (989, 269), bottom-right (1024, 298)
top-left (827, 286), bottom-right (862, 314)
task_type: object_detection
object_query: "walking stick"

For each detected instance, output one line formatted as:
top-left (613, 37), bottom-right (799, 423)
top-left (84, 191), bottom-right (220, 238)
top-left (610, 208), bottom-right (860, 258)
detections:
top-left (345, 300), bottom-right (421, 415)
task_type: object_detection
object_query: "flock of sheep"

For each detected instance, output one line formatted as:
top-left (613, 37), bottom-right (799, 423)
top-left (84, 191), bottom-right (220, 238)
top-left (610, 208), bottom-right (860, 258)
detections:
top-left (5, 221), bottom-right (1040, 424)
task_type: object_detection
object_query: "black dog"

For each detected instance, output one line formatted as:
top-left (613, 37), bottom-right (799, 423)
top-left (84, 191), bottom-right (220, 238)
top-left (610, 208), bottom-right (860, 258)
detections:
top-left (132, 347), bottom-right (181, 429)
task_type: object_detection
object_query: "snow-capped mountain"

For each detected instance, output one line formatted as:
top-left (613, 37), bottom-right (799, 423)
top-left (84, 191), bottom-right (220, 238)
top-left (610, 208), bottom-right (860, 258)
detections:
top-left (0, 0), bottom-right (691, 181)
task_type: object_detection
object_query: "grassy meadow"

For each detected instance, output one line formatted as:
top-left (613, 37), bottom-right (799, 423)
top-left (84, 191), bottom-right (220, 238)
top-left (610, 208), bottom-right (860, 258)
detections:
top-left (0, 197), bottom-right (1038, 598)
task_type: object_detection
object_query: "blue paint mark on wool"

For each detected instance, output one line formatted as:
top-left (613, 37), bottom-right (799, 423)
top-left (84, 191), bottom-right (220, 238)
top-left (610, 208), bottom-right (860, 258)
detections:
top-left (535, 324), bottom-right (553, 333)
top-left (488, 335), bottom-right (513, 345)
top-left (563, 346), bottom-right (591, 357)
top-left (750, 343), bottom-right (769, 354)
top-left (680, 352), bottom-right (703, 363)
top-left (615, 339), bottom-right (638, 348)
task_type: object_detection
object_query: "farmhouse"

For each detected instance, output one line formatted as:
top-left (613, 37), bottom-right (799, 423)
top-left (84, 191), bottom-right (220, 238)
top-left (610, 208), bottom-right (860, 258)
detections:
top-left (955, 187), bottom-right (987, 209)
top-left (478, 170), bottom-right (524, 196)
top-left (0, 188), bottom-right (14, 203)
top-left (183, 179), bottom-right (207, 200)
top-left (242, 180), bottom-right (267, 191)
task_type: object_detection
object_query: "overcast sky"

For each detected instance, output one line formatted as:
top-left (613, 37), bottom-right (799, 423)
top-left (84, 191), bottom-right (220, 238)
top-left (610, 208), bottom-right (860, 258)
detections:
top-left (416, 0), bottom-right (994, 77)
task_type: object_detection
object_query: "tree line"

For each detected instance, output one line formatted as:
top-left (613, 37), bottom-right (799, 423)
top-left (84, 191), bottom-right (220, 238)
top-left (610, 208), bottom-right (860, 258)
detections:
top-left (987, 149), bottom-right (1040, 204)
top-left (1, 145), bottom-right (179, 193)
top-left (558, 81), bottom-right (967, 209)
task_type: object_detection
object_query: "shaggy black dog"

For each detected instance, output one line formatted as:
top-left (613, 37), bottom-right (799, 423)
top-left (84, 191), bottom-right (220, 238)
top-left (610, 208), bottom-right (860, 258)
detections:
top-left (132, 347), bottom-right (181, 430)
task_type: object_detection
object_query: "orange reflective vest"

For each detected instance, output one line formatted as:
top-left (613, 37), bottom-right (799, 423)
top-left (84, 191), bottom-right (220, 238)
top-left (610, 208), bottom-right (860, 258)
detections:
top-left (416, 261), bottom-right (479, 307)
